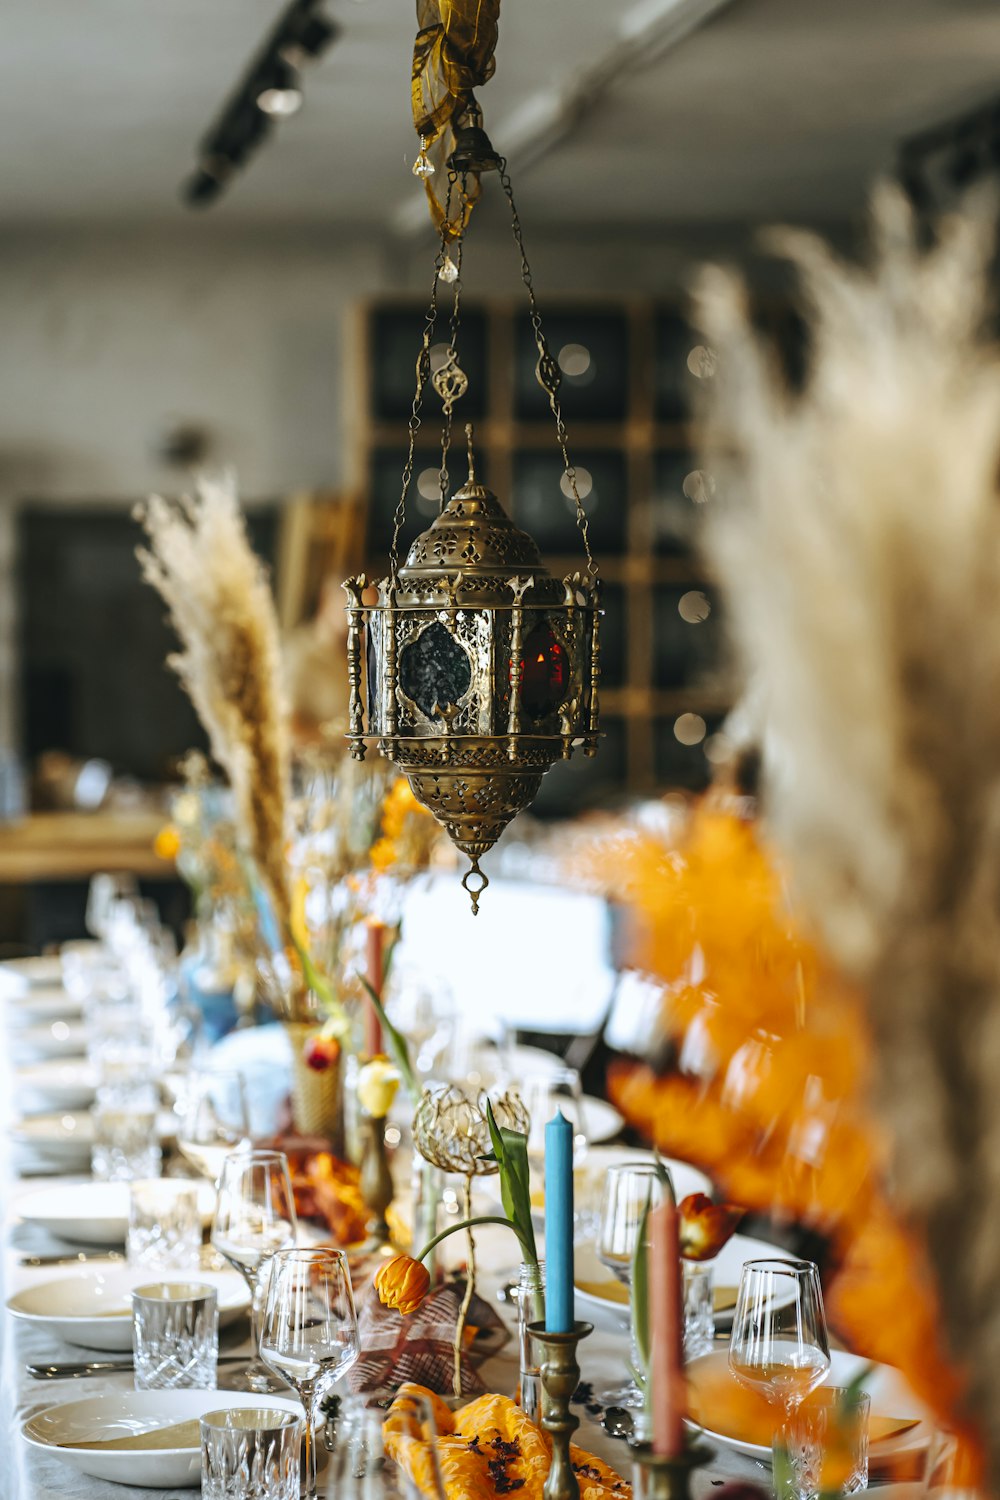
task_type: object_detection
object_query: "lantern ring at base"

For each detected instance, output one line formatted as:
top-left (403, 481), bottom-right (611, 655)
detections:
top-left (461, 863), bottom-right (490, 915)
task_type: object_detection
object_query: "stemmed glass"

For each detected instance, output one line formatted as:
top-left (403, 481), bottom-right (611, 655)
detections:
top-left (259, 1248), bottom-right (361, 1500)
top-left (596, 1162), bottom-right (665, 1408)
top-left (330, 1392), bottom-right (447, 1500)
top-left (524, 1067), bottom-right (588, 1174)
top-left (729, 1259), bottom-right (831, 1499)
top-left (177, 1070), bottom-right (251, 1181)
top-left (211, 1149), bottom-right (298, 1392)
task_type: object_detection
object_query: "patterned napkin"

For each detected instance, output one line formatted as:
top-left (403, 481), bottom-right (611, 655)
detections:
top-left (347, 1279), bottom-right (510, 1395)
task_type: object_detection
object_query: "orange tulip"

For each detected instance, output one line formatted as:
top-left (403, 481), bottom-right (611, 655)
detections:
top-left (678, 1193), bottom-right (745, 1260)
top-left (374, 1254), bottom-right (431, 1316)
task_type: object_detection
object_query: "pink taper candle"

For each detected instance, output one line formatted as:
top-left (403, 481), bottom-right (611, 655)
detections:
top-left (649, 1198), bottom-right (685, 1456)
top-left (365, 920), bottom-right (386, 1057)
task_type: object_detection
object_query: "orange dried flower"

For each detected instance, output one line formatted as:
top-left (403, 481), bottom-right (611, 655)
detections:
top-left (588, 798), bottom-right (966, 1438)
top-left (374, 1254), bottom-right (431, 1316)
top-left (678, 1193), bottom-right (745, 1261)
top-left (154, 824), bottom-right (181, 861)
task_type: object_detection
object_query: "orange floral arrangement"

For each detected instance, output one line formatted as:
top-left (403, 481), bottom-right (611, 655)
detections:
top-left (369, 776), bottom-right (439, 875)
top-left (591, 796), bottom-right (966, 1439)
top-left (284, 1148), bottom-right (369, 1248)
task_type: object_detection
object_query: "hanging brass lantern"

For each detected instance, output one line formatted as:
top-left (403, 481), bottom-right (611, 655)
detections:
top-left (344, 104), bottom-right (601, 912)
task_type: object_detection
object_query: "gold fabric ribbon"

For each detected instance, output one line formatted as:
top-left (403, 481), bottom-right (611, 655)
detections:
top-left (411, 0), bottom-right (502, 238)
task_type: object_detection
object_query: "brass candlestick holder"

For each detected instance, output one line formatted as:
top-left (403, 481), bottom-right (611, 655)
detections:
top-left (359, 1113), bottom-right (394, 1248)
top-left (527, 1320), bottom-right (593, 1500)
top-left (628, 1439), bottom-right (714, 1500)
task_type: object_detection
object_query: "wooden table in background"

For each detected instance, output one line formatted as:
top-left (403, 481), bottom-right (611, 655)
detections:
top-left (0, 812), bottom-right (169, 884)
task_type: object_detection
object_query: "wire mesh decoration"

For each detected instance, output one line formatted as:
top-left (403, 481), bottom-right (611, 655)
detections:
top-left (343, 98), bottom-right (602, 913)
top-left (412, 1082), bottom-right (529, 1396)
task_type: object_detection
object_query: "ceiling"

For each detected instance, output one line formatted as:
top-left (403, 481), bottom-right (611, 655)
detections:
top-left (4, 0), bottom-right (1000, 232)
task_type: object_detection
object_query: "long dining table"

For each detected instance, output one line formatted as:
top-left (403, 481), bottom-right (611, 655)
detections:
top-left (1, 1156), bottom-right (779, 1500)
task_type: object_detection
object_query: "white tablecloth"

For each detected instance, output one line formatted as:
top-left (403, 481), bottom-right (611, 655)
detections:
top-left (2, 1164), bottom-right (781, 1500)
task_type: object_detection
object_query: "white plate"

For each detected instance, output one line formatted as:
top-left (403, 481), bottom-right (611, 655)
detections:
top-left (12, 1019), bottom-right (88, 1061)
top-left (4, 985), bottom-right (83, 1026)
top-left (580, 1097), bottom-right (624, 1144)
top-left (573, 1230), bottom-right (793, 1322)
top-left (18, 1179), bottom-right (216, 1246)
top-left (12, 1109), bottom-right (178, 1164)
top-left (686, 1347), bottom-right (931, 1463)
top-left (14, 1060), bottom-right (98, 1110)
top-left (22, 1390), bottom-right (306, 1489)
top-left (0, 955), bottom-right (64, 993)
top-left (8, 1265), bottom-right (252, 1351)
top-left (568, 1144), bottom-right (712, 1218)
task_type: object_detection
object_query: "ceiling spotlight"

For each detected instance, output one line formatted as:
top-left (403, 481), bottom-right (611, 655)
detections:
top-left (182, 157), bottom-right (233, 208)
top-left (182, 1), bottom-right (337, 208)
top-left (257, 83), bottom-right (303, 117)
top-left (281, 14), bottom-right (339, 66)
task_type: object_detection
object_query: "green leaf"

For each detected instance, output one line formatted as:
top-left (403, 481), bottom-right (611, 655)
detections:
top-left (485, 1098), bottom-right (538, 1267)
top-left (652, 1151), bottom-right (677, 1206)
top-left (631, 1186), bottom-right (652, 1384)
top-left (358, 975), bottom-right (419, 1102)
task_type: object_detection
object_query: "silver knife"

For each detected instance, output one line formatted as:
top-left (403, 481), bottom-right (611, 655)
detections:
top-left (28, 1355), bottom-right (248, 1379)
top-left (19, 1252), bottom-right (124, 1267)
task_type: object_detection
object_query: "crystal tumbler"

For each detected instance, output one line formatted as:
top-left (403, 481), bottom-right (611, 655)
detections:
top-left (131, 1280), bottom-right (218, 1390)
top-left (201, 1408), bottom-right (303, 1500)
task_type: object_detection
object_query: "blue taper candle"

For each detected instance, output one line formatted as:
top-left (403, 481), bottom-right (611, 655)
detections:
top-left (544, 1109), bottom-right (575, 1332)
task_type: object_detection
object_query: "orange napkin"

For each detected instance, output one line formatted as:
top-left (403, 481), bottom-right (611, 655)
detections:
top-left (384, 1384), bottom-right (631, 1500)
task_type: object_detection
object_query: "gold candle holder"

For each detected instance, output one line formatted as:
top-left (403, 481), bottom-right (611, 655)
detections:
top-left (360, 1113), bottom-right (394, 1248)
top-left (628, 1439), bottom-right (714, 1500)
top-left (527, 1320), bottom-right (593, 1500)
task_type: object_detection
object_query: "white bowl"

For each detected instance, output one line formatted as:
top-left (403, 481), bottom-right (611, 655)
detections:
top-left (4, 985), bottom-right (83, 1026)
top-left (22, 1390), bottom-right (306, 1489)
top-left (8, 1265), bottom-right (252, 1351)
top-left (12, 1109), bottom-right (178, 1166)
top-left (14, 1060), bottom-right (98, 1110)
top-left (12, 1019), bottom-right (88, 1061)
top-left (18, 1179), bottom-right (216, 1246)
top-left (0, 955), bottom-right (64, 994)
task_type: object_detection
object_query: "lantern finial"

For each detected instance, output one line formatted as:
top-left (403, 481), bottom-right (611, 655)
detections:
top-left (465, 422), bottom-right (477, 484)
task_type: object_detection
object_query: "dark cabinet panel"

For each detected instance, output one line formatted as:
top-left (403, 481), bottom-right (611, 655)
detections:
top-left (511, 448), bottom-right (627, 557)
top-left (369, 306), bottom-right (488, 423)
top-left (514, 310), bottom-right (629, 422)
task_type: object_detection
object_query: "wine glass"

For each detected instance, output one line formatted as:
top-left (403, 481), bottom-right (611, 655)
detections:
top-left (259, 1248), bottom-right (361, 1500)
top-left (176, 1069), bottom-right (251, 1180)
top-left (729, 1258), bottom-right (831, 1497)
top-left (524, 1067), bottom-right (588, 1175)
top-left (596, 1162), bottom-right (665, 1408)
top-left (211, 1149), bottom-right (298, 1392)
top-left (330, 1392), bottom-right (447, 1500)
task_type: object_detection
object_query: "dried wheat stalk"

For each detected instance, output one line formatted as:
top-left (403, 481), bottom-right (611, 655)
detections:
top-left (136, 474), bottom-right (292, 944)
top-left (695, 186), bottom-right (1000, 1469)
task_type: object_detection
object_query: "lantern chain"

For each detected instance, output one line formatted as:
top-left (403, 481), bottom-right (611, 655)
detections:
top-left (437, 172), bottom-right (471, 509)
top-left (389, 173), bottom-right (458, 583)
top-left (498, 160), bottom-right (598, 579)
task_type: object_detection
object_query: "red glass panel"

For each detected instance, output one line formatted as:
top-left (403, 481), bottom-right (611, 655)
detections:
top-left (517, 620), bottom-right (568, 718)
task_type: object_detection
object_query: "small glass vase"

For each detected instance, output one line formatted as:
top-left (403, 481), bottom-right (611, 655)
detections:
top-left (515, 1260), bottom-right (546, 1424)
top-left (411, 1156), bottom-right (443, 1274)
